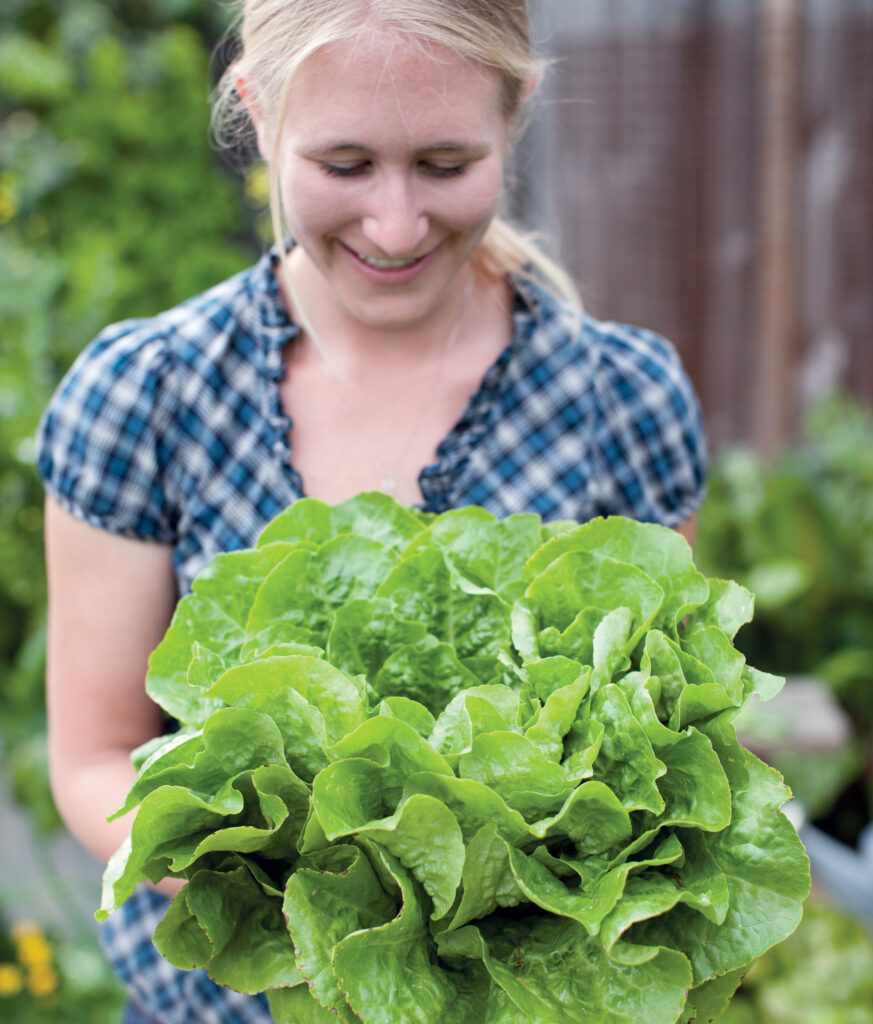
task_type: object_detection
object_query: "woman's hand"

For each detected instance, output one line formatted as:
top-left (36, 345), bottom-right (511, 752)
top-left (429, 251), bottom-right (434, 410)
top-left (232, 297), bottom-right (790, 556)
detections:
top-left (43, 498), bottom-right (177, 875)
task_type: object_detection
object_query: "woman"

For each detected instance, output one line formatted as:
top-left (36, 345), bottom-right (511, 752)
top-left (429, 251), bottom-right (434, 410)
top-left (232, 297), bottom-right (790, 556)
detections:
top-left (38, 2), bottom-right (706, 1021)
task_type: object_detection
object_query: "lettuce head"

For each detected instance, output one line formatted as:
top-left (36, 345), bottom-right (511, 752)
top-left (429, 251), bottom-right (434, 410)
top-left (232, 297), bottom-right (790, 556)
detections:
top-left (98, 494), bottom-right (810, 1024)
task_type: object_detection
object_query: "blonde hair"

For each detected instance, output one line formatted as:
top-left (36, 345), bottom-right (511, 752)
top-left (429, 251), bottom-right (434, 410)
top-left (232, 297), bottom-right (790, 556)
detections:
top-left (212, 0), bottom-right (581, 312)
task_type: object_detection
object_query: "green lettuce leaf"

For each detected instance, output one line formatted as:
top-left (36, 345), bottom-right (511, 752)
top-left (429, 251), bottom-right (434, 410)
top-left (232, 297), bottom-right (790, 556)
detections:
top-left (332, 848), bottom-right (489, 1024)
top-left (283, 844), bottom-right (395, 1019)
top-left (376, 547), bottom-right (511, 659)
top-left (630, 713), bottom-right (810, 984)
top-left (147, 543), bottom-right (294, 724)
top-left (155, 862), bottom-right (303, 993)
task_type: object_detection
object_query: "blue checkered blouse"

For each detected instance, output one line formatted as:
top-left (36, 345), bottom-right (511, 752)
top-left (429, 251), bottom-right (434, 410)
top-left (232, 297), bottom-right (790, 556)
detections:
top-left (37, 247), bottom-right (706, 1023)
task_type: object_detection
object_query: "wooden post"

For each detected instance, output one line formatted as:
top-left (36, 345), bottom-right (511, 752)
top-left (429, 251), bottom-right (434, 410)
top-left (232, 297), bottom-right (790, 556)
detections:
top-left (755, 0), bottom-right (802, 457)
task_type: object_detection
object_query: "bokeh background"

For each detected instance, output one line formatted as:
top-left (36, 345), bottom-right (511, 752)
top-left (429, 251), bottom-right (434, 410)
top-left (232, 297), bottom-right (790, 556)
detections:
top-left (1, 1), bottom-right (871, 1020)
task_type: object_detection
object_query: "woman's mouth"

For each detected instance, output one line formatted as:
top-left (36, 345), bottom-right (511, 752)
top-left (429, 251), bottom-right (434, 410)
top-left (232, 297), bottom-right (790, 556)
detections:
top-left (356, 251), bottom-right (423, 269)
top-left (339, 240), bottom-right (440, 282)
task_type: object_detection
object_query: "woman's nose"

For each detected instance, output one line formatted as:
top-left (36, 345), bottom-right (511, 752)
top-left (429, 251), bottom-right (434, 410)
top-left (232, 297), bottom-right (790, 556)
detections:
top-left (360, 173), bottom-right (429, 257)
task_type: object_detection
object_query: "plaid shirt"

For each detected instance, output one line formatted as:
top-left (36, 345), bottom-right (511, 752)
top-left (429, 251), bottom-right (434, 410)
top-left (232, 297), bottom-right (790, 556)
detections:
top-left (37, 248), bottom-right (706, 1023)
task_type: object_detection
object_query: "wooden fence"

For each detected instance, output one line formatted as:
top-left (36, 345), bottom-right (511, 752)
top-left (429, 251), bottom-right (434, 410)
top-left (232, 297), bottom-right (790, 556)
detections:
top-left (518, 0), bottom-right (873, 454)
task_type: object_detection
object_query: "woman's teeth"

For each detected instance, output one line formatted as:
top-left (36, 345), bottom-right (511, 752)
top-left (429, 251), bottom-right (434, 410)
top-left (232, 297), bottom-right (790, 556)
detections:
top-left (356, 251), bottom-right (421, 269)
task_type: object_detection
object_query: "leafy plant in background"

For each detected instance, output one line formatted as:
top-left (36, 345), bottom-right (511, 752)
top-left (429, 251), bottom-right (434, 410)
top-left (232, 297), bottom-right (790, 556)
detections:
top-left (0, 917), bottom-right (125, 1024)
top-left (695, 394), bottom-right (873, 841)
top-left (100, 495), bottom-right (809, 1024)
top-left (0, 0), bottom-right (257, 830)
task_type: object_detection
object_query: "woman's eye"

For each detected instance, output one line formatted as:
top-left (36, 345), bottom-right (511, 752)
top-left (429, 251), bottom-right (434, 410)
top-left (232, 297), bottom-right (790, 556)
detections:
top-left (319, 160), bottom-right (467, 179)
top-left (321, 163), bottom-right (368, 177)
top-left (422, 162), bottom-right (467, 178)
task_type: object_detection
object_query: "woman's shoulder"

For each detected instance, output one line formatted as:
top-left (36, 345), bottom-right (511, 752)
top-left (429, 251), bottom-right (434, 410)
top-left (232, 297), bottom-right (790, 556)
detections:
top-left (495, 277), bottom-right (706, 525)
top-left (77, 254), bottom-right (275, 372)
top-left (581, 318), bottom-right (703, 447)
top-left (583, 316), bottom-right (692, 395)
top-left (514, 278), bottom-right (698, 410)
top-left (36, 254), bottom-right (282, 541)
top-left (39, 253), bottom-right (283, 445)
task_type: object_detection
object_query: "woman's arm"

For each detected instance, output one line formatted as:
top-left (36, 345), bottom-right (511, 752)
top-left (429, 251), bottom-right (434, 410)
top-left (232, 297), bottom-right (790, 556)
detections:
top-left (43, 497), bottom-right (181, 890)
top-left (675, 513), bottom-right (698, 547)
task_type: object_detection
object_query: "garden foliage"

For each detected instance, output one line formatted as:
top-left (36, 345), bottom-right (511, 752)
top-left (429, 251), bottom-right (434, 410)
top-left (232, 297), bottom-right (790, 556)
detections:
top-left (0, 0), bottom-right (254, 827)
top-left (696, 395), bottom-right (873, 833)
top-left (0, 917), bottom-right (125, 1022)
top-left (100, 495), bottom-right (810, 1024)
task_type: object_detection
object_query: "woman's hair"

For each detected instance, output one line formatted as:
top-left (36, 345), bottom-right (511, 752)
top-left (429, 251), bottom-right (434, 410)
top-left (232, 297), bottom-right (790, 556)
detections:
top-left (212, 0), bottom-right (581, 311)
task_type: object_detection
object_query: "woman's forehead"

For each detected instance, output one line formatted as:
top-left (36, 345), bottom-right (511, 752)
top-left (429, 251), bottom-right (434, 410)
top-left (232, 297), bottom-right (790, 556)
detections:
top-left (281, 30), bottom-right (505, 142)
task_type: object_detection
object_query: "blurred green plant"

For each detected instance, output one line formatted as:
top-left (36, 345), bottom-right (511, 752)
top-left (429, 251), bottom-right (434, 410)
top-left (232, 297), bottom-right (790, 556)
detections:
top-left (0, 0), bottom-right (258, 831)
top-left (721, 898), bottom-right (873, 1024)
top-left (0, 917), bottom-right (125, 1024)
top-left (696, 394), bottom-right (873, 839)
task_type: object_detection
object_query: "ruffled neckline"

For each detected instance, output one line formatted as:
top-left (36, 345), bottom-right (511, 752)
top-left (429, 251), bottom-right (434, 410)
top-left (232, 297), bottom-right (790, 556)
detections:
top-left (241, 244), bottom-right (546, 511)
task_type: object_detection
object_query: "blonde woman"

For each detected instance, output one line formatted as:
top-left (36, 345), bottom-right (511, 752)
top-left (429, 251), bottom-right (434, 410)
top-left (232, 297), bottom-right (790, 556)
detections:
top-left (38, 2), bottom-right (706, 1021)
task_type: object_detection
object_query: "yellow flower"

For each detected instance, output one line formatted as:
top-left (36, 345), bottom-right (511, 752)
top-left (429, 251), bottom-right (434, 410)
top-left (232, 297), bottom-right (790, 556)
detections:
top-left (26, 964), bottom-right (59, 999)
top-left (0, 962), bottom-right (24, 997)
top-left (14, 930), bottom-right (53, 970)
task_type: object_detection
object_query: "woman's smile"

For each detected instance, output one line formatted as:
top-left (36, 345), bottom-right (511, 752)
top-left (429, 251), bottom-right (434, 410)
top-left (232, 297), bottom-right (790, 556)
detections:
top-left (337, 238), bottom-right (442, 285)
top-left (349, 247), bottom-right (428, 270)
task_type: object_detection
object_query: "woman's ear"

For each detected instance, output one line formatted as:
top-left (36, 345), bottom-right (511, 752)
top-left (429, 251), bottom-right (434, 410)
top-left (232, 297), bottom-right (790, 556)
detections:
top-left (237, 73), bottom-right (273, 163)
top-left (522, 70), bottom-right (541, 103)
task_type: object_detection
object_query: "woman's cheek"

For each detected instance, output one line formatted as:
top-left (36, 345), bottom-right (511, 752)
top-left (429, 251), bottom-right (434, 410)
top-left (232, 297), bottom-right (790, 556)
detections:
top-left (439, 166), bottom-right (505, 233)
top-left (281, 172), bottom-right (357, 240)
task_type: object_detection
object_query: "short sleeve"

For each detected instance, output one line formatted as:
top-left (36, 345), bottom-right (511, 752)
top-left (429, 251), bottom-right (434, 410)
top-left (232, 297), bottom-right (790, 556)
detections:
top-left (591, 323), bottom-right (707, 527)
top-left (36, 320), bottom-right (178, 543)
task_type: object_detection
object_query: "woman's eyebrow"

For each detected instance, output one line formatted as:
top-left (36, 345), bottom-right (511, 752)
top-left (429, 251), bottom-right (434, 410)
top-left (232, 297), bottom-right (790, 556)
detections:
top-left (425, 141), bottom-right (494, 156)
top-left (309, 140), bottom-right (493, 155)
top-left (317, 141), bottom-right (367, 153)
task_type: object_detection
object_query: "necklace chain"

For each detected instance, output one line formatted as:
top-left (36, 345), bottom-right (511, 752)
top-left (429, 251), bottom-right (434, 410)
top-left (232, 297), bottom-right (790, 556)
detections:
top-left (286, 271), bottom-right (473, 499)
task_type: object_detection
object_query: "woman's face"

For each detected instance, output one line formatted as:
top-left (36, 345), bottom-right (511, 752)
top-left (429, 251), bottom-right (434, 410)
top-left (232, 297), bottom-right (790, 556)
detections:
top-left (258, 30), bottom-right (511, 332)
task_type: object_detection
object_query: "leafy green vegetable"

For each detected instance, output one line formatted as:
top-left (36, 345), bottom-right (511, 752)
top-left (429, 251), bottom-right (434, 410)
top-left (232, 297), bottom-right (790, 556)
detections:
top-left (99, 494), bottom-right (810, 1024)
